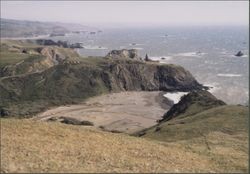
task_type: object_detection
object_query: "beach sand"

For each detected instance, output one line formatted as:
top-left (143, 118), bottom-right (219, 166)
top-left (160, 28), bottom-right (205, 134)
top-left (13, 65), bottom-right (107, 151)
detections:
top-left (34, 91), bottom-right (172, 134)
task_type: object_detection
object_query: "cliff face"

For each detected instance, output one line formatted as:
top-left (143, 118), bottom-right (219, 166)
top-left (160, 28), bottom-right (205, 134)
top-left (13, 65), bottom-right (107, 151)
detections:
top-left (101, 60), bottom-right (203, 92)
top-left (0, 58), bottom-right (204, 116)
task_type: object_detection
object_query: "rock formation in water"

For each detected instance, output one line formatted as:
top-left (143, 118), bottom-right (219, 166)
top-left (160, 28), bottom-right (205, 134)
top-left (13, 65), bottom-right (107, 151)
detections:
top-left (235, 51), bottom-right (244, 57)
top-left (145, 54), bottom-right (150, 61)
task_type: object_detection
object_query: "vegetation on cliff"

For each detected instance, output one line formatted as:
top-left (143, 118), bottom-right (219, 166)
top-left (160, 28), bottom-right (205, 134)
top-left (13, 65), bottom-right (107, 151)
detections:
top-left (0, 40), bottom-right (204, 117)
top-left (0, 38), bottom-right (248, 173)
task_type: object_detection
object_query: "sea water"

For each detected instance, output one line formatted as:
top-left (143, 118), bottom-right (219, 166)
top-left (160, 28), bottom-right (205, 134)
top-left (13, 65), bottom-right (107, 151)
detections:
top-left (47, 26), bottom-right (249, 105)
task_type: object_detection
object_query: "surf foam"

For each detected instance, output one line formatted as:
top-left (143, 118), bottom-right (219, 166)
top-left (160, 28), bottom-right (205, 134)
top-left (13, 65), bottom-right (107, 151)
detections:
top-left (163, 92), bottom-right (189, 104)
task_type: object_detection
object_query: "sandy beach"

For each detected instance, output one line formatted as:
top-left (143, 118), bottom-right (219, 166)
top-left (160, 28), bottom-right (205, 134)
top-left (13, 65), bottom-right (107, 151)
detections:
top-left (35, 91), bottom-right (172, 134)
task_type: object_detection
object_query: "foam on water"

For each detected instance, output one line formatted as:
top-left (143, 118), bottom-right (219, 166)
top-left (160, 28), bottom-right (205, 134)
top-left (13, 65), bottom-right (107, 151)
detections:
top-left (150, 56), bottom-right (172, 61)
top-left (204, 83), bottom-right (221, 93)
top-left (83, 45), bottom-right (108, 50)
top-left (129, 43), bottom-right (144, 46)
top-left (176, 52), bottom-right (207, 57)
top-left (163, 92), bottom-right (189, 104)
top-left (217, 74), bottom-right (242, 77)
top-left (132, 47), bottom-right (144, 50)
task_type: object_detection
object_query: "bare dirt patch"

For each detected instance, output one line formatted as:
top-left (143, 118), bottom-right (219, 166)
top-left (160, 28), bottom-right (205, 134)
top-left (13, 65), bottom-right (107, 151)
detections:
top-left (34, 91), bottom-right (171, 134)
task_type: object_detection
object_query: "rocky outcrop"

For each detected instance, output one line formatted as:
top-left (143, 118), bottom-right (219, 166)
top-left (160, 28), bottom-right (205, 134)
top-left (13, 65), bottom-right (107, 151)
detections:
top-left (48, 116), bottom-right (94, 126)
top-left (0, 59), bottom-right (205, 116)
top-left (159, 90), bottom-right (226, 122)
top-left (235, 51), bottom-right (244, 57)
top-left (144, 54), bottom-right (159, 62)
top-left (106, 49), bottom-right (142, 61)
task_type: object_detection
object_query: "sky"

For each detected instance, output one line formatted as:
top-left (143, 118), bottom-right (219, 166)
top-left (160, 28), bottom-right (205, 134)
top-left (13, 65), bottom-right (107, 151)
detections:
top-left (1, 1), bottom-right (249, 28)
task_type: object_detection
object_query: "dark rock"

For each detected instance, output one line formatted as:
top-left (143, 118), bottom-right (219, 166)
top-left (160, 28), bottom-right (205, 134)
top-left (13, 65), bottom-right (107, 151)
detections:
top-left (22, 49), bottom-right (28, 54)
top-left (159, 90), bottom-right (226, 122)
top-left (35, 39), bottom-right (58, 46)
top-left (138, 131), bottom-right (146, 137)
top-left (161, 57), bottom-right (166, 60)
top-left (144, 53), bottom-right (159, 62)
top-left (0, 108), bottom-right (9, 117)
top-left (57, 40), bottom-right (69, 48)
top-left (155, 127), bottom-right (161, 132)
top-left (145, 54), bottom-right (150, 61)
top-left (110, 130), bottom-right (123, 133)
top-left (235, 51), bottom-right (244, 57)
top-left (59, 117), bottom-right (94, 126)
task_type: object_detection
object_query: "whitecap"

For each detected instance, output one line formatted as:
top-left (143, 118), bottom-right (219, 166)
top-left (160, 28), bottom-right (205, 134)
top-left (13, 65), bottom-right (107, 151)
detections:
top-left (132, 47), bottom-right (144, 50)
top-left (217, 74), bottom-right (242, 77)
top-left (83, 45), bottom-right (108, 50)
top-left (149, 56), bottom-right (172, 61)
top-left (163, 92), bottom-right (189, 104)
top-left (204, 83), bottom-right (221, 93)
top-left (239, 55), bottom-right (248, 58)
top-left (129, 43), bottom-right (144, 46)
top-left (119, 46), bottom-right (126, 49)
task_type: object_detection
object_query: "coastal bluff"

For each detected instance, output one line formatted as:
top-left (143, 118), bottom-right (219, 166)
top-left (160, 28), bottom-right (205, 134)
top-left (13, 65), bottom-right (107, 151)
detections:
top-left (0, 41), bottom-right (205, 117)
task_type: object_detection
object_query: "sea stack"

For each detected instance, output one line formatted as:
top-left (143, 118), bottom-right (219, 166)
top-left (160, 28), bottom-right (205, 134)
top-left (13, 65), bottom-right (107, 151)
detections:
top-left (145, 54), bottom-right (150, 61)
top-left (235, 51), bottom-right (244, 57)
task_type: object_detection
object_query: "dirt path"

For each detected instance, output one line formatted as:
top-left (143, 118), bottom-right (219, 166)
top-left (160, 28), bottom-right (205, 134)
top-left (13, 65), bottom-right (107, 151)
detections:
top-left (34, 91), bottom-right (171, 134)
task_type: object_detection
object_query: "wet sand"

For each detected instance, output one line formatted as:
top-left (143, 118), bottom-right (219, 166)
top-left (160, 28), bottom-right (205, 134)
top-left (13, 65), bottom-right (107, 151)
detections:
top-left (35, 91), bottom-right (172, 134)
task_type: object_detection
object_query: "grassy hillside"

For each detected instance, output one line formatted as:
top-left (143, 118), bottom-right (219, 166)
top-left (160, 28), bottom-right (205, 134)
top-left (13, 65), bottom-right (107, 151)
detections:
top-left (135, 105), bottom-right (249, 172)
top-left (0, 118), bottom-right (245, 173)
top-left (1, 40), bottom-right (204, 117)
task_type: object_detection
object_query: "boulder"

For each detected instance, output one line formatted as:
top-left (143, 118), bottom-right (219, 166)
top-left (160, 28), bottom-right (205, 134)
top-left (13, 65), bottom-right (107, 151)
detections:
top-left (235, 51), bottom-right (244, 57)
top-left (48, 116), bottom-right (94, 126)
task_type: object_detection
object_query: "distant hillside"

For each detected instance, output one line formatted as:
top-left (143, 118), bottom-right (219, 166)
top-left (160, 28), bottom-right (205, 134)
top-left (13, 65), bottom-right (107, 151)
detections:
top-left (0, 18), bottom-right (96, 38)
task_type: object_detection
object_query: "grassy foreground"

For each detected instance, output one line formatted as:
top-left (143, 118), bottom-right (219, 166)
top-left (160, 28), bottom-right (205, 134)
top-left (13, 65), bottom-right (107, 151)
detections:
top-left (136, 105), bottom-right (249, 172)
top-left (1, 118), bottom-right (243, 173)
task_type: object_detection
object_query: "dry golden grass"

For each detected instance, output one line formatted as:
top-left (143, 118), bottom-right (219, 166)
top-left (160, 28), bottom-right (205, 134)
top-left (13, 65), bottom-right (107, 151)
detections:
top-left (139, 105), bottom-right (249, 173)
top-left (0, 118), bottom-right (225, 173)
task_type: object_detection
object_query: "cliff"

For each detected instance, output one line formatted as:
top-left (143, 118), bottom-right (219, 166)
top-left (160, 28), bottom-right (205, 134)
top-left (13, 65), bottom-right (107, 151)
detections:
top-left (0, 57), bottom-right (204, 116)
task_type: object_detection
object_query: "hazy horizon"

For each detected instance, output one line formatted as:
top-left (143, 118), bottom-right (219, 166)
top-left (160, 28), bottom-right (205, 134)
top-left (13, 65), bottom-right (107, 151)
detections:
top-left (1, 1), bottom-right (249, 28)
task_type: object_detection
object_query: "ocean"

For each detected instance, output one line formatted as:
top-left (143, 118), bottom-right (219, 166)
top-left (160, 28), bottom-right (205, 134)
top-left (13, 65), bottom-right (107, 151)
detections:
top-left (47, 26), bottom-right (249, 105)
